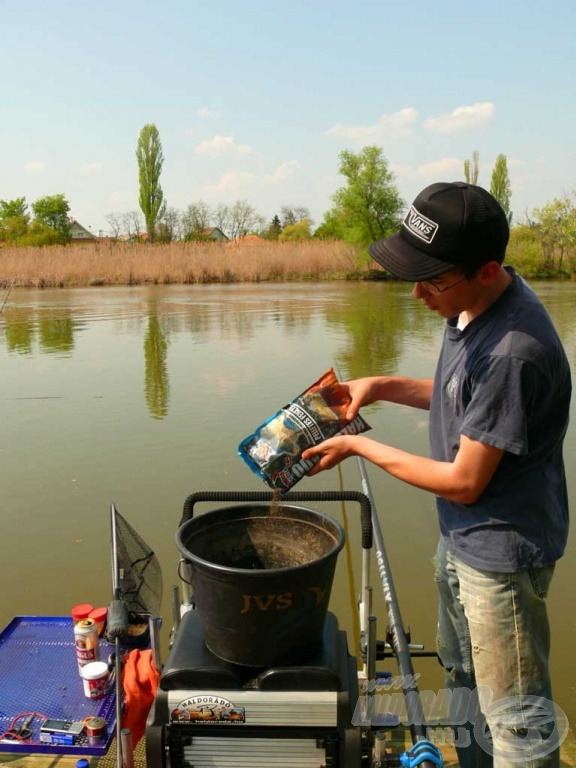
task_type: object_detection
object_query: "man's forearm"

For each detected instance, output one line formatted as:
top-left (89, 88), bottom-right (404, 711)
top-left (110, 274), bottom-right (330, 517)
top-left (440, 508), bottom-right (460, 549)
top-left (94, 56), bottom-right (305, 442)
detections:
top-left (370, 376), bottom-right (433, 410)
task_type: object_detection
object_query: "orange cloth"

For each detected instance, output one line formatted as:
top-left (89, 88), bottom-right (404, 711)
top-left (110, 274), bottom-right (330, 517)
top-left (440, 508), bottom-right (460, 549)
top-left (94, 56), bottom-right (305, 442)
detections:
top-left (121, 648), bottom-right (160, 747)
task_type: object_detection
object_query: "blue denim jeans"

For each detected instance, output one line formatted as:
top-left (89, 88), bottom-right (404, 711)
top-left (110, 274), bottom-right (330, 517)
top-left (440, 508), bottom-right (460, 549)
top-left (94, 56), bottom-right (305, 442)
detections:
top-left (434, 537), bottom-right (563, 768)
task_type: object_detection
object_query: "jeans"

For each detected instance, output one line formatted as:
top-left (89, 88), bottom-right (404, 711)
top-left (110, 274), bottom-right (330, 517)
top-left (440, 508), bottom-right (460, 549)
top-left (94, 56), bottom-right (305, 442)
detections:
top-left (434, 537), bottom-right (562, 768)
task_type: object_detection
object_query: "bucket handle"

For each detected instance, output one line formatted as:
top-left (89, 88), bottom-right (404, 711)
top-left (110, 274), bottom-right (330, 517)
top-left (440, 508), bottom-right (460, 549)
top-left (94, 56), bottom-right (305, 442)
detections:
top-left (180, 490), bottom-right (372, 549)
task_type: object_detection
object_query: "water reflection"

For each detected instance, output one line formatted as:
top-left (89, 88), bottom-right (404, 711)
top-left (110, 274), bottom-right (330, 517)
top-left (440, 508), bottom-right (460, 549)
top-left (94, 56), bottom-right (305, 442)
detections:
top-left (4, 313), bottom-right (34, 354)
top-left (39, 315), bottom-right (75, 354)
top-left (2, 283), bottom-right (576, 422)
top-left (144, 310), bottom-right (170, 419)
top-left (3, 309), bottom-right (75, 355)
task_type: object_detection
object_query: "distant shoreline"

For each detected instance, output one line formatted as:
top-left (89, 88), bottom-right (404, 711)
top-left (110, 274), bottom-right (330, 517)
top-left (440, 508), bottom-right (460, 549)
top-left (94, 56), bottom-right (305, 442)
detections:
top-left (0, 239), bottom-right (572, 288)
top-left (0, 240), bottom-right (375, 289)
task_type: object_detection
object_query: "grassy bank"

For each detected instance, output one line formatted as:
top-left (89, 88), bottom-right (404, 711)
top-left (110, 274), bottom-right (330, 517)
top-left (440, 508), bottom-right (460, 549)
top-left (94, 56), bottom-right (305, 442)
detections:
top-left (0, 235), bottom-right (573, 288)
top-left (0, 240), bottom-right (370, 288)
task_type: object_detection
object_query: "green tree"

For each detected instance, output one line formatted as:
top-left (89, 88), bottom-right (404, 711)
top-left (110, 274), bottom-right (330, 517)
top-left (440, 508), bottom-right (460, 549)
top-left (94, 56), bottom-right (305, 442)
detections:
top-left (0, 197), bottom-right (28, 222)
top-left (262, 214), bottom-right (282, 240)
top-left (31, 194), bottom-right (70, 238)
top-left (1, 216), bottom-right (29, 241)
top-left (136, 123), bottom-right (166, 242)
top-left (490, 154), bottom-right (512, 224)
top-left (532, 195), bottom-right (576, 273)
top-left (464, 150), bottom-right (479, 185)
top-left (325, 146), bottom-right (404, 247)
top-left (314, 211), bottom-right (346, 240)
top-left (278, 218), bottom-right (312, 241)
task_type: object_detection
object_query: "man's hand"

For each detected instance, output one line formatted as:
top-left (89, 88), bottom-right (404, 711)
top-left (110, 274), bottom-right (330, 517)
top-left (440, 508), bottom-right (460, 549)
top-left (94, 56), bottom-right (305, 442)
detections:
top-left (302, 436), bottom-right (357, 475)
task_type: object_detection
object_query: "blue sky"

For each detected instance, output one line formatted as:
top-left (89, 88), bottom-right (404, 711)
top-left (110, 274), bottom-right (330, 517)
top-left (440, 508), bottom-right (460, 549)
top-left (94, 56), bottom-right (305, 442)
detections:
top-left (2, 0), bottom-right (575, 235)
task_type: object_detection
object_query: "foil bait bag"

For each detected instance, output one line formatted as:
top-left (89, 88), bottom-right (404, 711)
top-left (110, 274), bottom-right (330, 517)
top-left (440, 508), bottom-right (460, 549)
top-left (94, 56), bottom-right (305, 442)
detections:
top-left (238, 368), bottom-right (371, 491)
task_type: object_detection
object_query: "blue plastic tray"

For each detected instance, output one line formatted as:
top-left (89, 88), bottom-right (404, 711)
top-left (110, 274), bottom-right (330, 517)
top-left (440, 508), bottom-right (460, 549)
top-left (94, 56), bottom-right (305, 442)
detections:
top-left (0, 616), bottom-right (117, 755)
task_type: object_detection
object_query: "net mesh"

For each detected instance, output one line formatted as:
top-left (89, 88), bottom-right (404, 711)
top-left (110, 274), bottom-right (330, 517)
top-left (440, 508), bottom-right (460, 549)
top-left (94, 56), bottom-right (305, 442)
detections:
top-left (113, 508), bottom-right (163, 618)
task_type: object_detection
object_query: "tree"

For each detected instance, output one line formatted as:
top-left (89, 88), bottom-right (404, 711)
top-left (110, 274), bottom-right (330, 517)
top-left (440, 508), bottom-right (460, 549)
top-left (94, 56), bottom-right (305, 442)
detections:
top-left (490, 154), bottom-right (512, 224)
top-left (262, 214), bottom-right (283, 240)
top-left (278, 218), bottom-right (312, 241)
top-left (213, 199), bottom-right (264, 240)
top-left (182, 201), bottom-right (212, 240)
top-left (0, 197), bottom-right (28, 222)
top-left (0, 214), bottom-right (29, 242)
top-left (0, 198), bottom-right (30, 242)
top-left (280, 205), bottom-right (312, 228)
top-left (122, 210), bottom-right (145, 241)
top-left (31, 194), bottom-right (71, 238)
top-left (314, 211), bottom-right (346, 240)
top-left (464, 150), bottom-right (479, 185)
top-left (105, 212), bottom-right (123, 239)
top-left (531, 195), bottom-right (576, 272)
top-left (136, 123), bottom-right (166, 242)
top-left (325, 146), bottom-right (404, 247)
top-left (157, 206), bottom-right (181, 242)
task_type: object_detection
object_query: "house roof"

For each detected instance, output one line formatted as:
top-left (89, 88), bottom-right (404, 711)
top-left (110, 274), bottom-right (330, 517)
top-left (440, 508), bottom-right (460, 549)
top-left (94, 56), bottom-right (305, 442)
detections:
top-left (69, 219), bottom-right (96, 239)
top-left (227, 234), bottom-right (266, 245)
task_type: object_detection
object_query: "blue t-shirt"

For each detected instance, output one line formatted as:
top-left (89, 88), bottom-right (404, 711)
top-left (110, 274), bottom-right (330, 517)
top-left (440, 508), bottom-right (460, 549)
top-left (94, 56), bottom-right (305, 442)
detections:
top-left (429, 269), bottom-right (571, 572)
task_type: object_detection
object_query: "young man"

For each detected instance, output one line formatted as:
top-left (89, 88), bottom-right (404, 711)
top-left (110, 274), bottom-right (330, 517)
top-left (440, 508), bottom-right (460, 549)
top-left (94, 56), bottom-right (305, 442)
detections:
top-left (303, 182), bottom-right (571, 768)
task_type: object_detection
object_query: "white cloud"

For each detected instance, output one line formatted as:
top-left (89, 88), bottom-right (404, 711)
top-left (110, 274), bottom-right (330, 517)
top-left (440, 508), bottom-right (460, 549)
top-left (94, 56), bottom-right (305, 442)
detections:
top-left (78, 162), bottom-right (102, 175)
top-left (198, 106), bottom-right (220, 119)
top-left (24, 160), bottom-right (45, 172)
top-left (325, 108), bottom-right (417, 143)
top-left (392, 157), bottom-right (462, 180)
top-left (424, 102), bottom-right (495, 134)
top-left (200, 161), bottom-right (301, 199)
top-left (195, 135), bottom-right (253, 156)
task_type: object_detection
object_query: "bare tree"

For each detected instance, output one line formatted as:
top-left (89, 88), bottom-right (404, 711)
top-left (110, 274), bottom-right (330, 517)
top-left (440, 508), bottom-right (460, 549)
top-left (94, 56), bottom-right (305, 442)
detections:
top-left (160, 206), bottom-right (182, 241)
top-left (105, 212), bottom-right (122, 239)
top-left (280, 205), bottom-right (313, 228)
top-left (182, 201), bottom-right (212, 239)
top-left (122, 210), bottom-right (144, 240)
top-left (213, 203), bottom-right (232, 238)
top-left (228, 199), bottom-right (264, 240)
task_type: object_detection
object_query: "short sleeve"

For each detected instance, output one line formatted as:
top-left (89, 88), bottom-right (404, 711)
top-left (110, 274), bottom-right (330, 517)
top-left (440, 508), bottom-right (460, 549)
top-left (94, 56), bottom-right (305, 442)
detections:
top-left (460, 355), bottom-right (538, 455)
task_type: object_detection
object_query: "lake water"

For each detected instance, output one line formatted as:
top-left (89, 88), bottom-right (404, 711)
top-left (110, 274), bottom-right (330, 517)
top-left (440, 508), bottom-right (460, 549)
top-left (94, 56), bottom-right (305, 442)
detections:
top-left (1, 281), bottom-right (575, 732)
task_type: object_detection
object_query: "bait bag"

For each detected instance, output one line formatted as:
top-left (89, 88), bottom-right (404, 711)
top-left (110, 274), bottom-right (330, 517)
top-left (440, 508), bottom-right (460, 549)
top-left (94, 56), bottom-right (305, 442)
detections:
top-left (238, 368), bottom-right (371, 491)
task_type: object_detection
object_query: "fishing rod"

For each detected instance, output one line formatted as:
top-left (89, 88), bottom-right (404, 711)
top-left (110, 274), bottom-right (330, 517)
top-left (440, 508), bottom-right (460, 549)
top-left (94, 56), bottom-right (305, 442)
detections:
top-left (0, 279), bottom-right (15, 313)
top-left (334, 364), bottom-right (442, 767)
top-left (355, 453), bottom-right (443, 768)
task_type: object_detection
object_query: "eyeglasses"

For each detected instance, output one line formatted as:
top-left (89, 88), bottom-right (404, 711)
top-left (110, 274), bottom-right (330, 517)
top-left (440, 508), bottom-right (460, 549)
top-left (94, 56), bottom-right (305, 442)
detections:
top-left (418, 275), bottom-right (468, 294)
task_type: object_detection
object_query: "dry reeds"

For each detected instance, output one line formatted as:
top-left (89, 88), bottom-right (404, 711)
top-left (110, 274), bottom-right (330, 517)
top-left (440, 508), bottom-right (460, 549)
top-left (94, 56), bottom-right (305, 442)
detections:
top-left (0, 239), bottom-right (370, 288)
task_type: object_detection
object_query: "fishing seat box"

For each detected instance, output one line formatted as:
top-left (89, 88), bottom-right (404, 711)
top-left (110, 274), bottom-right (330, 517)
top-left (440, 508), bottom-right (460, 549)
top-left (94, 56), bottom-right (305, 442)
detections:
top-left (146, 609), bottom-right (361, 767)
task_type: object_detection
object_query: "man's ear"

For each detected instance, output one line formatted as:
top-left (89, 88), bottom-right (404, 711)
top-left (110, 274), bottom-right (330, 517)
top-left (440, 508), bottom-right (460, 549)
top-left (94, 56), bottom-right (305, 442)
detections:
top-left (478, 261), bottom-right (502, 285)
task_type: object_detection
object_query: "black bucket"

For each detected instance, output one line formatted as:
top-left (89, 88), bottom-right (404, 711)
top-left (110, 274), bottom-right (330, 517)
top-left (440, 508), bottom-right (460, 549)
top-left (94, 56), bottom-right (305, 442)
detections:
top-left (176, 503), bottom-right (345, 667)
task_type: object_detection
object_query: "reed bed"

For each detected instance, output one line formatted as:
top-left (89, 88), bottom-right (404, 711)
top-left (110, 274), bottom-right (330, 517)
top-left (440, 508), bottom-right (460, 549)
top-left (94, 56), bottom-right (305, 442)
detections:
top-left (0, 239), bottom-right (371, 288)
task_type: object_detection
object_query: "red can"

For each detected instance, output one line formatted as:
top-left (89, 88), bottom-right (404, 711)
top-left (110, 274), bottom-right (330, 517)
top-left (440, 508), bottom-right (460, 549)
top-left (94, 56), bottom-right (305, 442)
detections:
top-left (74, 617), bottom-right (100, 674)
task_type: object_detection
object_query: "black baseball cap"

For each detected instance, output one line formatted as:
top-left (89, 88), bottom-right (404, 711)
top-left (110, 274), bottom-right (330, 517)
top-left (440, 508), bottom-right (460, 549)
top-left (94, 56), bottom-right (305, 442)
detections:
top-left (368, 182), bottom-right (510, 281)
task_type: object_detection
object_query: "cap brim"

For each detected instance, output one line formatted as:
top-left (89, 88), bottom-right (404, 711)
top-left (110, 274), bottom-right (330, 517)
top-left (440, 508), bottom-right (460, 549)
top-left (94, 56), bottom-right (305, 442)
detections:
top-left (368, 233), bottom-right (455, 281)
